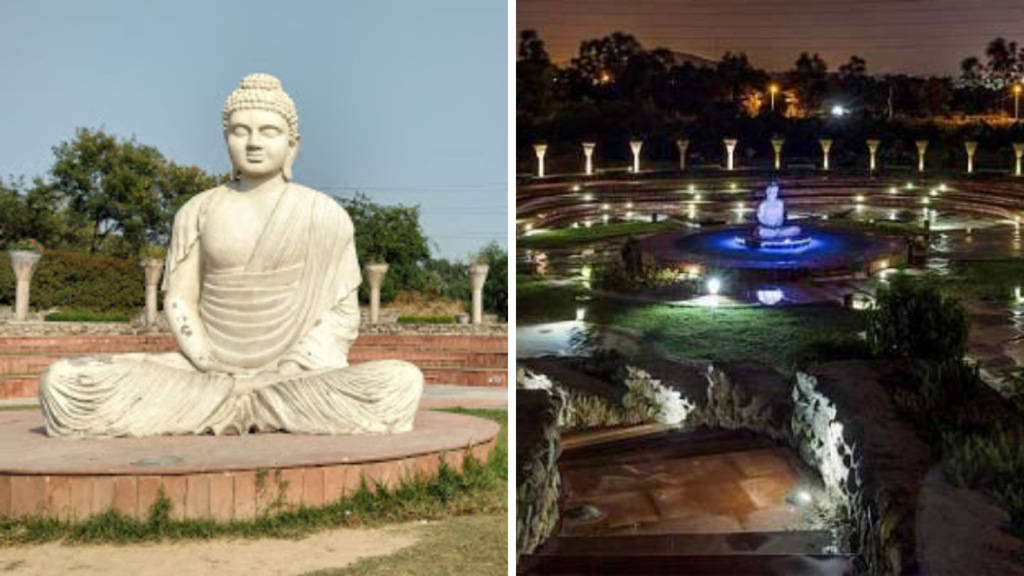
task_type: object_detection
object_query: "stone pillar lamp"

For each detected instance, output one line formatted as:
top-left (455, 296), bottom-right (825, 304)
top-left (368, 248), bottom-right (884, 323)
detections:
top-left (629, 139), bottom-right (643, 173)
top-left (469, 263), bottom-right (489, 325)
top-left (364, 262), bottom-right (389, 324)
top-left (916, 140), bottom-right (929, 172)
top-left (724, 138), bottom-right (738, 171)
top-left (1014, 143), bottom-right (1024, 177)
top-left (866, 139), bottom-right (880, 172)
top-left (965, 141), bottom-right (978, 174)
top-left (582, 142), bottom-right (596, 176)
top-left (139, 256), bottom-right (165, 329)
top-left (771, 137), bottom-right (785, 170)
top-left (8, 246), bottom-right (42, 322)
top-left (819, 139), bottom-right (833, 171)
top-left (533, 144), bottom-right (547, 178)
top-left (675, 139), bottom-right (689, 171)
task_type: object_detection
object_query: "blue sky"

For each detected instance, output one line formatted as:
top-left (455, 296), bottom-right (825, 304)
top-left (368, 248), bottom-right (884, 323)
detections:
top-left (0, 0), bottom-right (507, 259)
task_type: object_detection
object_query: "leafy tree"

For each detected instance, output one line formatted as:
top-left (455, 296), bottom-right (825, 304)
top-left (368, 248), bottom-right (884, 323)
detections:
top-left (715, 52), bottom-right (766, 106)
top-left (49, 128), bottom-right (164, 255)
top-left (517, 30), bottom-right (557, 119)
top-left (571, 32), bottom-right (645, 94)
top-left (787, 53), bottom-right (830, 114)
top-left (474, 241), bottom-right (508, 320)
top-left (337, 193), bottom-right (431, 304)
top-left (0, 179), bottom-right (30, 247)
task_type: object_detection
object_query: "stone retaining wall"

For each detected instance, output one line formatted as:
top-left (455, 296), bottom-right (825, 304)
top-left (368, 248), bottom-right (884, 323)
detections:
top-left (794, 362), bottom-right (931, 576)
top-left (701, 362), bottom-right (794, 444)
top-left (516, 389), bottom-right (563, 562)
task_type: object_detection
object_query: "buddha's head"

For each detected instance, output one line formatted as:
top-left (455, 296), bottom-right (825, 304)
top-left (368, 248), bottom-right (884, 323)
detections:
top-left (222, 74), bottom-right (300, 181)
top-left (765, 181), bottom-right (780, 201)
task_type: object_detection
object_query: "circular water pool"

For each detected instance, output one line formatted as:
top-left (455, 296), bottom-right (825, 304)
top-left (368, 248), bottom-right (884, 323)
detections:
top-left (641, 225), bottom-right (905, 276)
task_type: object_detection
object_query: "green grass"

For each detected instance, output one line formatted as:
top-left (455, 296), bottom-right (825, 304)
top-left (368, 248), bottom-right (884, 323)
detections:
top-left (516, 274), bottom-right (579, 324)
top-left (835, 219), bottom-right (924, 238)
top-left (396, 315), bottom-right (456, 324)
top-left (44, 309), bottom-right (131, 323)
top-left (587, 302), bottom-right (867, 370)
top-left (924, 259), bottom-right (1024, 304)
top-left (518, 219), bottom-right (683, 249)
top-left (0, 409), bottom-right (506, 545)
top-left (301, 514), bottom-right (506, 576)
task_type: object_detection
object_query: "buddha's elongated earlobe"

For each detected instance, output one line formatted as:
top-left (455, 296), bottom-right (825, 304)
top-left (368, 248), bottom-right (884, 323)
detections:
top-left (283, 137), bottom-right (301, 181)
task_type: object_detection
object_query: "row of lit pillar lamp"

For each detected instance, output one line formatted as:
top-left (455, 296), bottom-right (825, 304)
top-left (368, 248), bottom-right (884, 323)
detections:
top-left (532, 138), bottom-right (1024, 178)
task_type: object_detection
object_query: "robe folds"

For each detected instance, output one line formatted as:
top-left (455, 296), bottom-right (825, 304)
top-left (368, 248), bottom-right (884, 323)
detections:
top-left (39, 185), bottom-right (423, 438)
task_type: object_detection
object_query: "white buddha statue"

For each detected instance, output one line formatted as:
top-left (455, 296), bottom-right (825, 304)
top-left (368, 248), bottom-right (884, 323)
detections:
top-left (755, 181), bottom-right (801, 240)
top-left (39, 74), bottom-right (424, 438)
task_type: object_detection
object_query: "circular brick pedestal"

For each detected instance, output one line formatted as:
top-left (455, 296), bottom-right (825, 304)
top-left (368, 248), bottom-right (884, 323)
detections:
top-left (0, 410), bottom-right (498, 522)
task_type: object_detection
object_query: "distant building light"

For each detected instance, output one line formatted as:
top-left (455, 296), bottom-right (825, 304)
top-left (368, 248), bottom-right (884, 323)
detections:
top-left (831, 105), bottom-right (848, 117)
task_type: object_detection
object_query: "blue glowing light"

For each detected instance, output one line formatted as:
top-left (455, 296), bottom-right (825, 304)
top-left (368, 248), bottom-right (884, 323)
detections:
top-left (673, 225), bottom-right (878, 270)
top-left (756, 288), bottom-right (785, 306)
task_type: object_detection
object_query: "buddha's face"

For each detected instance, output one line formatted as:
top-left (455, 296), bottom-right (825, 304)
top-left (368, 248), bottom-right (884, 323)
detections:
top-left (226, 109), bottom-right (297, 180)
top-left (766, 184), bottom-right (779, 201)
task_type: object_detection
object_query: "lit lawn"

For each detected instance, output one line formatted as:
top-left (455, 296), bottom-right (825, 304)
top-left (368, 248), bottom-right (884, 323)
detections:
top-left (302, 514), bottom-right (506, 576)
top-left (926, 259), bottom-right (1024, 304)
top-left (588, 302), bottom-right (867, 369)
top-left (518, 219), bottom-right (683, 249)
top-left (516, 274), bottom-right (578, 324)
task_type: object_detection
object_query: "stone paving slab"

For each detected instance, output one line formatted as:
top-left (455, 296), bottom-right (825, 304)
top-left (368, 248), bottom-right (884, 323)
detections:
top-left (0, 410), bottom-right (498, 475)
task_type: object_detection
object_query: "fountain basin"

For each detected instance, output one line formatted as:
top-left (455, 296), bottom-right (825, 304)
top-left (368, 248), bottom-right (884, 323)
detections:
top-left (638, 225), bottom-right (906, 279)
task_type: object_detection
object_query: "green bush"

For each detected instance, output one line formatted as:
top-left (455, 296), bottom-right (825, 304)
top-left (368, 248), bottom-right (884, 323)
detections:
top-left (0, 250), bottom-right (145, 312)
top-left (397, 315), bottom-right (456, 324)
top-left (45, 309), bottom-right (132, 323)
top-left (885, 360), bottom-right (989, 444)
top-left (867, 275), bottom-right (969, 361)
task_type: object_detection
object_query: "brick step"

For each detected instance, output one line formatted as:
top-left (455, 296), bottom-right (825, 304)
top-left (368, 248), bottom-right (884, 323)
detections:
top-left (0, 365), bottom-right (507, 399)
top-left (0, 351), bottom-right (507, 376)
top-left (0, 376), bottom-right (37, 400)
top-left (421, 367), bottom-right (507, 387)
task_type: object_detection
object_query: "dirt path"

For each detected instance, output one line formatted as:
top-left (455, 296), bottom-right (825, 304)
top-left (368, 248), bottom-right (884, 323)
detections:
top-left (0, 525), bottom-right (420, 576)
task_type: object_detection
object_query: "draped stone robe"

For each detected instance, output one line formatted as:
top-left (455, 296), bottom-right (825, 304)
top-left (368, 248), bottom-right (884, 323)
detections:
top-left (39, 185), bottom-right (423, 439)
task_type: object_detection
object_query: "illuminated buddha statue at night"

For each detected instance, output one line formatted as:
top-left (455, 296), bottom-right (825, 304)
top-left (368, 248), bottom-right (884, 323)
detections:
top-left (755, 181), bottom-right (802, 241)
top-left (40, 74), bottom-right (424, 438)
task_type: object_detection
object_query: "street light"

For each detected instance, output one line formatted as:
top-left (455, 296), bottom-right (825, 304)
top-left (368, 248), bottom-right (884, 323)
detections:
top-left (769, 84), bottom-right (779, 112)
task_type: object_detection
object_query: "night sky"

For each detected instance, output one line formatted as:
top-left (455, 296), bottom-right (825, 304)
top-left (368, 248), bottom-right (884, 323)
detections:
top-left (518, 0), bottom-right (1024, 76)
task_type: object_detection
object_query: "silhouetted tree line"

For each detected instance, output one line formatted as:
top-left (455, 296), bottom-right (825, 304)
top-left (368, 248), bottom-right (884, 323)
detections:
top-left (518, 31), bottom-right (1024, 172)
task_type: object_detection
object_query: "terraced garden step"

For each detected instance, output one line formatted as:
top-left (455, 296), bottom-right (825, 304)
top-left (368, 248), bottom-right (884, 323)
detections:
top-left (522, 531), bottom-right (853, 574)
top-left (559, 427), bottom-right (774, 469)
top-left (539, 531), bottom-right (849, 557)
top-left (0, 365), bottom-right (507, 399)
